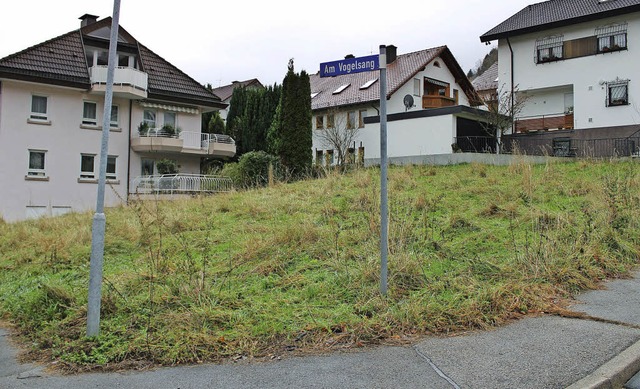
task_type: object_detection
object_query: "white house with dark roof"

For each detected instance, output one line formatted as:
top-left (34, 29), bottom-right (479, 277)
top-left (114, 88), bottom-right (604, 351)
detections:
top-left (471, 62), bottom-right (499, 109)
top-left (480, 0), bottom-right (640, 157)
top-left (310, 45), bottom-right (488, 165)
top-left (0, 14), bottom-right (234, 222)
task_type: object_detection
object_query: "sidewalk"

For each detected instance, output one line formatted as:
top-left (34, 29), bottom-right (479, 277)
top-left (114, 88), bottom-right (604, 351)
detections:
top-left (2, 272), bottom-right (640, 389)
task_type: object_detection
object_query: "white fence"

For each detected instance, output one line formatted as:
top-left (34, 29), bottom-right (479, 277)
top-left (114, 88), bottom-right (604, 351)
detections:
top-left (131, 174), bottom-right (233, 194)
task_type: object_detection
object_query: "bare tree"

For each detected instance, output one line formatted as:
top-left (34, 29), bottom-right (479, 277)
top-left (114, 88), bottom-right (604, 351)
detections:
top-left (479, 84), bottom-right (529, 154)
top-left (315, 109), bottom-right (360, 169)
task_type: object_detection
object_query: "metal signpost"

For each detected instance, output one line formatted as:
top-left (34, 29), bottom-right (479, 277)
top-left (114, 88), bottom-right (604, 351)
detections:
top-left (319, 47), bottom-right (388, 296)
top-left (87, 0), bottom-right (121, 337)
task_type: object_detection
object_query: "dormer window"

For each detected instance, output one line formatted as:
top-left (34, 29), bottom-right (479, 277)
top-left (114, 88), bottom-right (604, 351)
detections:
top-left (360, 79), bottom-right (378, 90)
top-left (333, 83), bottom-right (351, 95)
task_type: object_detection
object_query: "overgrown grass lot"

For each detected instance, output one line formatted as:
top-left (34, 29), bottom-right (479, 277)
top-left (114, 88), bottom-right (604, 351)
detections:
top-left (1, 159), bottom-right (639, 370)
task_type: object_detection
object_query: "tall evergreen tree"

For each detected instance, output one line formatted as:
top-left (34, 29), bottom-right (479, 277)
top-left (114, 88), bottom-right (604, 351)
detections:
top-left (226, 86), bottom-right (248, 153)
top-left (267, 59), bottom-right (312, 178)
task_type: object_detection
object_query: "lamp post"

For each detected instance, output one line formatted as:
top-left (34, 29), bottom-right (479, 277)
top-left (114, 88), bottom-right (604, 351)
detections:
top-left (87, 0), bottom-right (121, 337)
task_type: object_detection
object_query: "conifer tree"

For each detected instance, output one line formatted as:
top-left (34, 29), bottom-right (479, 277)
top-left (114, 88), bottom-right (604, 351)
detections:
top-left (267, 59), bottom-right (312, 178)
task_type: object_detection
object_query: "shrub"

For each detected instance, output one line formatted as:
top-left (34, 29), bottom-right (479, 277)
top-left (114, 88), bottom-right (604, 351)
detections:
top-left (222, 151), bottom-right (279, 188)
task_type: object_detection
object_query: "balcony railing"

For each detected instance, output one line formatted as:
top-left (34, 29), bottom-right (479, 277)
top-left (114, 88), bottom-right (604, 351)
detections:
top-left (132, 130), bottom-right (236, 157)
top-left (130, 174), bottom-right (234, 194)
top-left (515, 112), bottom-right (574, 133)
top-left (422, 95), bottom-right (456, 109)
top-left (90, 66), bottom-right (148, 90)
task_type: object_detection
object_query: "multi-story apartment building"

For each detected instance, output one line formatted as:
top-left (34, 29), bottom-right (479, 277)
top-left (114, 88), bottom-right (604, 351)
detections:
top-left (0, 14), bottom-right (234, 222)
top-left (480, 0), bottom-right (640, 157)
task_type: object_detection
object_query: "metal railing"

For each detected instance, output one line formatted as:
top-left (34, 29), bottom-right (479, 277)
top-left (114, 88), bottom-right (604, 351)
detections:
top-left (455, 135), bottom-right (640, 158)
top-left (136, 130), bottom-right (235, 150)
top-left (503, 136), bottom-right (640, 158)
top-left (131, 174), bottom-right (234, 194)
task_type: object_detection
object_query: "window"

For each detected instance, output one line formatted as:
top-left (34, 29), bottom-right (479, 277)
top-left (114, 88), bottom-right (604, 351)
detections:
top-left (333, 84), bottom-right (351, 95)
top-left (358, 110), bottom-right (368, 128)
top-left (596, 23), bottom-right (628, 52)
top-left (360, 78), bottom-right (378, 90)
top-left (536, 36), bottom-right (564, 63)
top-left (315, 149), bottom-right (323, 166)
top-left (315, 115), bottom-right (324, 129)
top-left (30, 95), bottom-right (48, 121)
top-left (106, 156), bottom-right (117, 180)
top-left (26, 206), bottom-right (47, 219)
top-left (347, 111), bottom-right (357, 129)
top-left (80, 154), bottom-right (96, 179)
top-left (607, 80), bottom-right (629, 106)
top-left (141, 159), bottom-right (154, 176)
top-left (110, 105), bottom-right (119, 128)
top-left (83, 101), bottom-right (97, 125)
top-left (327, 114), bottom-right (335, 129)
top-left (28, 150), bottom-right (46, 177)
top-left (143, 110), bottom-right (156, 128)
top-left (425, 78), bottom-right (450, 97)
top-left (164, 112), bottom-right (176, 128)
top-left (413, 78), bottom-right (421, 96)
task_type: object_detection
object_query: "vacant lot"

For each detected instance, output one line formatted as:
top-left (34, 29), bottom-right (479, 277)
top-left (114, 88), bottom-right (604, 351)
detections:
top-left (0, 159), bottom-right (638, 370)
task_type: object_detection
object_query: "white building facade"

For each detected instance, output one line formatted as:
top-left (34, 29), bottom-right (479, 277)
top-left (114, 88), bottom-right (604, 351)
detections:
top-left (0, 14), bottom-right (233, 222)
top-left (310, 46), bottom-right (487, 165)
top-left (481, 0), bottom-right (640, 155)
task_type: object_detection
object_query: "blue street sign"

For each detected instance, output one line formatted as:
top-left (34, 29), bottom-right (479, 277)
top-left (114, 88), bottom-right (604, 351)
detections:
top-left (319, 54), bottom-right (380, 78)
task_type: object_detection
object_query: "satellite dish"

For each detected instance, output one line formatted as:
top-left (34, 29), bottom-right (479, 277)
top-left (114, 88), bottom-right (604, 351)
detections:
top-left (403, 94), bottom-right (414, 111)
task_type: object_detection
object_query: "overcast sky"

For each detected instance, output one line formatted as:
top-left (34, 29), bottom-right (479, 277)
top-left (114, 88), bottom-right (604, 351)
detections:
top-left (0, 1), bottom-right (535, 88)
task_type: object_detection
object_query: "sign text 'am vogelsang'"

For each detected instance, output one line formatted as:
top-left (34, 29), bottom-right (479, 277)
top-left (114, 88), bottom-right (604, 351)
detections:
top-left (319, 54), bottom-right (379, 78)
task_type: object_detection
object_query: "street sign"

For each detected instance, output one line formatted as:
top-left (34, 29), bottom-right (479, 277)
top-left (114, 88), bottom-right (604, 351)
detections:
top-left (319, 54), bottom-right (379, 78)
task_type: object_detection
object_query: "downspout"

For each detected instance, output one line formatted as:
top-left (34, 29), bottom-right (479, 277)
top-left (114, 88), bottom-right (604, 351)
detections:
top-left (126, 99), bottom-right (133, 204)
top-left (507, 37), bottom-right (515, 131)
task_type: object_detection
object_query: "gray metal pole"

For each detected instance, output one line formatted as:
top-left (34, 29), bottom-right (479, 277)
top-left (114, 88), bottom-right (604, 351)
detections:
top-left (379, 45), bottom-right (388, 296)
top-left (87, 0), bottom-right (121, 337)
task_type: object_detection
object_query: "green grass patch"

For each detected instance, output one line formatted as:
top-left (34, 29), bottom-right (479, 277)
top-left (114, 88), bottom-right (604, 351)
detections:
top-left (1, 159), bottom-right (639, 369)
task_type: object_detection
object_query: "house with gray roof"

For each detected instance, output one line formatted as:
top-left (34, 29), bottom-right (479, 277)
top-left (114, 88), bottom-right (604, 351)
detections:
top-left (211, 79), bottom-right (264, 123)
top-left (0, 14), bottom-right (235, 222)
top-left (310, 45), bottom-right (488, 165)
top-left (480, 0), bottom-right (640, 157)
top-left (471, 62), bottom-right (499, 109)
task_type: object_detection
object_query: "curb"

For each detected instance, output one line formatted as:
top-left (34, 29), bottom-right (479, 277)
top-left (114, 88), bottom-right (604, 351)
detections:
top-left (566, 339), bottom-right (640, 389)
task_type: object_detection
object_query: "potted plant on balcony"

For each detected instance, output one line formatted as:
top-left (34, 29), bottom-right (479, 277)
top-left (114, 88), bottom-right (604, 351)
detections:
top-left (138, 121), bottom-right (149, 136)
top-left (161, 124), bottom-right (176, 137)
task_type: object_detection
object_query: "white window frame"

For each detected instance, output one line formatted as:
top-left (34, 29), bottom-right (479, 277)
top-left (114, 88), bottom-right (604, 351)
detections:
top-left (28, 149), bottom-right (47, 177)
top-left (30, 95), bottom-right (48, 121)
top-left (80, 154), bottom-right (96, 179)
top-left (143, 110), bottom-right (156, 128)
top-left (413, 78), bottom-right (421, 96)
top-left (347, 111), bottom-right (356, 129)
top-left (83, 101), bottom-right (98, 126)
top-left (164, 112), bottom-right (176, 128)
top-left (358, 109), bottom-right (368, 128)
top-left (110, 105), bottom-right (119, 128)
top-left (106, 155), bottom-right (117, 180)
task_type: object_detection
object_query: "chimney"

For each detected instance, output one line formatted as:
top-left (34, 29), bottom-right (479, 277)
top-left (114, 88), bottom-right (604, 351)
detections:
top-left (345, 54), bottom-right (355, 59)
top-left (386, 45), bottom-right (397, 64)
top-left (79, 14), bottom-right (99, 28)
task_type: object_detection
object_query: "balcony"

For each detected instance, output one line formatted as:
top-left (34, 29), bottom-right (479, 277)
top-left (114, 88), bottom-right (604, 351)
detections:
top-left (131, 129), bottom-right (236, 158)
top-left (515, 113), bottom-right (574, 133)
top-left (89, 66), bottom-right (148, 99)
top-left (422, 95), bottom-right (456, 109)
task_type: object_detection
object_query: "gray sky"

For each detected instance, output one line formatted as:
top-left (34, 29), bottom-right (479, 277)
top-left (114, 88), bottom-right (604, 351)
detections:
top-left (0, 1), bottom-right (535, 88)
